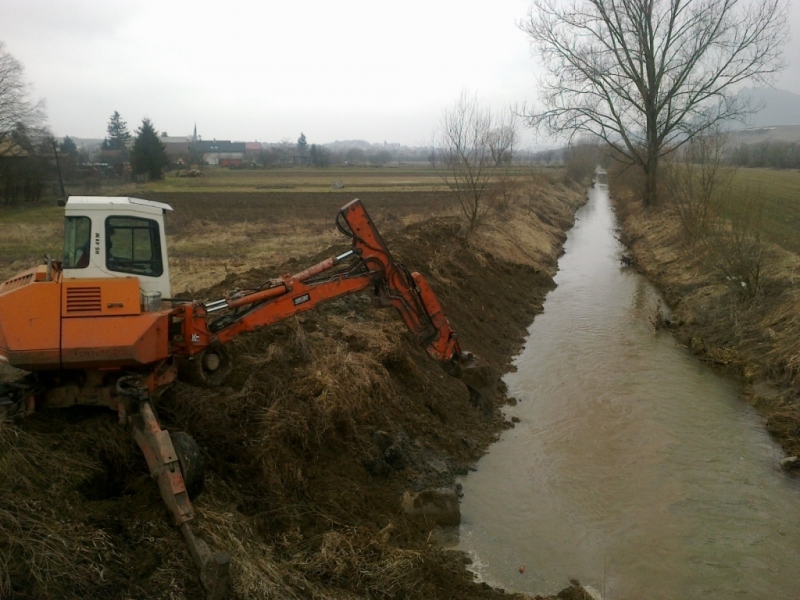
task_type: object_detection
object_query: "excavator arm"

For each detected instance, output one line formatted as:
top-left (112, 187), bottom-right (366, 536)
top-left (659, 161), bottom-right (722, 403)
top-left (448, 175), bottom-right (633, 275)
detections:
top-left (173, 199), bottom-right (491, 396)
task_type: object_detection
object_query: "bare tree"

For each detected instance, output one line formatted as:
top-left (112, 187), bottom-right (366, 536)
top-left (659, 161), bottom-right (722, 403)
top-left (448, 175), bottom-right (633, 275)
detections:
top-left (0, 42), bottom-right (45, 151)
top-left (435, 92), bottom-right (518, 234)
top-left (664, 129), bottom-right (733, 242)
top-left (705, 183), bottom-right (765, 300)
top-left (522, 0), bottom-right (788, 206)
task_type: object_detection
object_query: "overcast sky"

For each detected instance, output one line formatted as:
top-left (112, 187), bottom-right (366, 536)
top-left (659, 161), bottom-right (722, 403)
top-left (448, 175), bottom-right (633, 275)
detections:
top-left (1, 0), bottom-right (798, 148)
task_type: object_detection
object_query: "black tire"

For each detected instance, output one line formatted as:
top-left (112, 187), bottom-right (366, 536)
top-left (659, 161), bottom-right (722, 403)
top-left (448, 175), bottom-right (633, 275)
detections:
top-left (171, 431), bottom-right (205, 500)
top-left (179, 346), bottom-right (233, 387)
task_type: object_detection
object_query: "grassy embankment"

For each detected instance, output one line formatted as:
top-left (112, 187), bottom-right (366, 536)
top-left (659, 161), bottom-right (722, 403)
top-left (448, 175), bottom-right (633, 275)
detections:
top-left (611, 166), bottom-right (800, 458)
top-left (0, 166), bottom-right (591, 599)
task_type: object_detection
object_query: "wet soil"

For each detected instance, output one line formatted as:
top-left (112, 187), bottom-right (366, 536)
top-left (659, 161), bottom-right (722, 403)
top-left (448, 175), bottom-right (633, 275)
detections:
top-left (0, 186), bottom-right (585, 599)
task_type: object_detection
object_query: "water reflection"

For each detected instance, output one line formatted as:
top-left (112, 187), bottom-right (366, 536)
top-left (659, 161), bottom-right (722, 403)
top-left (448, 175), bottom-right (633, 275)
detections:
top-left (457, 181), bottom-right (800, 599)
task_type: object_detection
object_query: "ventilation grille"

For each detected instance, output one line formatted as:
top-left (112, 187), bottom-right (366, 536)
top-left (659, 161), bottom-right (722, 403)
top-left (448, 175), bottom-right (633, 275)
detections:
top-left (66, 286), bottom-right (102, 313)
top-left (0, 273), bottom-right (34, 294)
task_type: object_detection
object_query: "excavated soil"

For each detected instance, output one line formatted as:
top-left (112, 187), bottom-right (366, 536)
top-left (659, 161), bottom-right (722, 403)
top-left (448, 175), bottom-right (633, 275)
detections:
top-left (0, 184), bottom-right (586, 599)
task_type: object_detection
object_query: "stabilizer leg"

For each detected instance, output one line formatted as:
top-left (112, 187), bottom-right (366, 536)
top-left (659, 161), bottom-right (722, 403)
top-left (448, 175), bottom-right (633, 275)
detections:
top-left (131, 399), bottom-right (230, 599)
top-left (180, 522), bottom-right (231, 600)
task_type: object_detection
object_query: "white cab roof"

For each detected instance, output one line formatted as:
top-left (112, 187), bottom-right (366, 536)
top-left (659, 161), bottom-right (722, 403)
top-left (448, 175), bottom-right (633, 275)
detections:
top-left (66, 196), bottom-right (173, 214)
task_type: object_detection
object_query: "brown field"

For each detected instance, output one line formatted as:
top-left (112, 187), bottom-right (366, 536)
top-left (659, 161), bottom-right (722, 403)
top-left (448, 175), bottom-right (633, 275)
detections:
top-left (152, 190), bottom-right (460, 292)
top-left (0, 174), bottom-right (590, 599)
top-left (0, 187), bottom-right (460, 286)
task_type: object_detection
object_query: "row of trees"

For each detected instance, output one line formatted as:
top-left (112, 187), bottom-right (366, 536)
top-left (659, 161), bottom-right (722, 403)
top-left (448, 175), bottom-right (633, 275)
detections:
top-left (259, 137), bottom-right (423, 168)
top-left (0, 40), bottom-right (169, 204)
top-left (4, 0), bottom-right (792, 210)
top-left (100, 110), bottom-right (169, 181)
top-left (727, 141), bottom-right (800, 170)
top-left (0, 41), bottom-right (52, 204)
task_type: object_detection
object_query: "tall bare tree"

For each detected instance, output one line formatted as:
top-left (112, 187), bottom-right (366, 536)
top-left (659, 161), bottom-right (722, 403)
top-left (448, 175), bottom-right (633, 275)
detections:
top-left (522, 0), bottom-right (788, 205)
top-left (0, 41), bottom-right (45, 151)
top-left (664, 129), bottom-right (732, 241)
top-left (435, 91), bottom-right (518, 234)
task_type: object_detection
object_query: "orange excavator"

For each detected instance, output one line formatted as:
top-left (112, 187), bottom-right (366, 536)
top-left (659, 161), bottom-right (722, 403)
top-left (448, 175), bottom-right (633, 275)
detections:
top-left (0, 196), bottom-right (491, 598)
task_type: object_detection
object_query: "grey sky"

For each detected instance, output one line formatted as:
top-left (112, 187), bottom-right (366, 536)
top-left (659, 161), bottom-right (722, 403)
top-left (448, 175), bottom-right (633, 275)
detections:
top-left (1, 0), bottom-right (798, 147)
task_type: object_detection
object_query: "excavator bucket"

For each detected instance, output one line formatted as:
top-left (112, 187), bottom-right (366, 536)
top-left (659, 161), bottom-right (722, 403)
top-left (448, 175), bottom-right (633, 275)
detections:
top-left (453, 352), bottom-right (498, 416)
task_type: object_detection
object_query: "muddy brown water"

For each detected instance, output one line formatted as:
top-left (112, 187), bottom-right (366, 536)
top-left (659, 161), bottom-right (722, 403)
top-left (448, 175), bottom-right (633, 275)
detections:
top-left (454, 180), bottom-right (800, 599)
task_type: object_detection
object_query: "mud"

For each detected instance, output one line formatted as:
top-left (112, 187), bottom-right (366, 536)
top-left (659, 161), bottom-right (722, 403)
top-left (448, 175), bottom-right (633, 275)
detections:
top-left (0, 183), bottom-right (586, 599)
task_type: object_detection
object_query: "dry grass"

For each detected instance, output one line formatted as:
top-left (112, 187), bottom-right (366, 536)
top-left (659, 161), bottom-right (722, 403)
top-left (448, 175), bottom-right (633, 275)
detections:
top-left (193, 476), bottom-right (300, 600)
top-left (0, 221), bottom-right (63, 282)
top-left (0, 421), bottom-right (124, 598)
top-left (473, 178), bottom-right (584, 273)
top-left (155, 311), bottom-right (440, 598)
top-left (286, 524), bottom-right (424, 599)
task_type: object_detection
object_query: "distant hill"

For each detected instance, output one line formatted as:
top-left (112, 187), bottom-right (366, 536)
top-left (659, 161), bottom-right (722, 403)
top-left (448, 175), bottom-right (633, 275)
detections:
top-left (728, 124), bottom-right (800, 146)
top-left (720, 88), bottom-right (800, 146)
top-left (736, 88), bottom-right (800, 128)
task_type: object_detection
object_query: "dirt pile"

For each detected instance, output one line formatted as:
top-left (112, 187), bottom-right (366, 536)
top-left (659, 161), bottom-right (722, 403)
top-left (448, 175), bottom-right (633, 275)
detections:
top-left (610, 179), bottom-right (800, 459)
top-left (0, 180), bottom-right (586, 599)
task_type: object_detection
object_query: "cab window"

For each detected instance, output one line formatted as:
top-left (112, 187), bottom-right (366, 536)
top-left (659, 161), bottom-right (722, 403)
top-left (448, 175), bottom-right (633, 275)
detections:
top-left (105, 216), bottom-right (163, 277)
top-left (63, 216), bottom-right (92, 269)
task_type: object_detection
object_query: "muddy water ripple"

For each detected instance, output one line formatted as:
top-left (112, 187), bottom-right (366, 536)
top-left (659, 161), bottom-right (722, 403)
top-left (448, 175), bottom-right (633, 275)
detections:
top-left (456, 180), bottom-right (800, 599)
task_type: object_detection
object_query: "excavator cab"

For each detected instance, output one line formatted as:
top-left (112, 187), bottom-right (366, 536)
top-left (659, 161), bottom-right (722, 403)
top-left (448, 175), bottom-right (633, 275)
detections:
top-left (62, 196), bottom-right (173, 298)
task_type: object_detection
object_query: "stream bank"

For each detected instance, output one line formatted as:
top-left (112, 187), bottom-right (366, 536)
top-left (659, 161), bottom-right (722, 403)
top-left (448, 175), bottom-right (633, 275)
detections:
top-left (609, 172), bottom-right (800, 461)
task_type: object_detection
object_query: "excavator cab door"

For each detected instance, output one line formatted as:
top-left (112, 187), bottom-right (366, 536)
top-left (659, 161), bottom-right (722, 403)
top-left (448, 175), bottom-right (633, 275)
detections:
top-left (61, 196), bottom-right (173, 298)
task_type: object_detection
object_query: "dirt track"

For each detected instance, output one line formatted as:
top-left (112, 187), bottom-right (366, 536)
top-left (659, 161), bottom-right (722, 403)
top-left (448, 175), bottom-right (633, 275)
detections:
top-left (0, 182), bottom-right (588, 598)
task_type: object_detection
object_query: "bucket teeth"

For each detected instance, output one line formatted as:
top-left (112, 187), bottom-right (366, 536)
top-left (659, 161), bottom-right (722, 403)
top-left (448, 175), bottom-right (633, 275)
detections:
top-left (180, 522), bottom-right (231, 599)
top-left (455, 352), bottom-right (498, 415)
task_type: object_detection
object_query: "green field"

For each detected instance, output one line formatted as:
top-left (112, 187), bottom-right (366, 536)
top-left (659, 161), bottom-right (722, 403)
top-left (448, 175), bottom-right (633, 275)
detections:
top-left (1, 167), bottom-right (451, 274)
top-left (132, 165), bottom-right (542, 194)
top-left (3, 164), bottom-right (795, 271)
top-left (726, 168), bottom-right (800, 255)
top-left (723, 168), bottom-right (800, 254)
top-left (147, 166), bottom-right (448, 193)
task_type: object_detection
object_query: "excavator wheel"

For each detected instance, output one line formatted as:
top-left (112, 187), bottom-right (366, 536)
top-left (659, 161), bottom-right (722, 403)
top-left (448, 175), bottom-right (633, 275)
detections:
top-left (180, 346), bottom-right (233, 387)
top-left (171, 431), bottom-right (205, 500)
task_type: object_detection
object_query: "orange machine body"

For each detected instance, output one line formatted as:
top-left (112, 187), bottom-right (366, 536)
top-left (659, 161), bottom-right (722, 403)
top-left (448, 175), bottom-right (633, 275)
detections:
top-left (0, 197), bottom-right (467, 382)
top-left (0, 264), bottom-right (171, 371)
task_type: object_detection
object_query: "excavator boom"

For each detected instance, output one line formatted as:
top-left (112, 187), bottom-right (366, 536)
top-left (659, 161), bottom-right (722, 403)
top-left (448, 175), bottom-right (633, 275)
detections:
top-left (173, 199), bottom-right (483, 384)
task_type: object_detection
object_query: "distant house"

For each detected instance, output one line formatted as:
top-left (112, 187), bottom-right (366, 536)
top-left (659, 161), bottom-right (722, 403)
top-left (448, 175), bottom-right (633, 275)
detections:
top-left (244, 142), bottom-right (263, 163)
top-left (191, 140), bottom-right (246, 166)
top-left (160, 135), bottom-right (193, 162)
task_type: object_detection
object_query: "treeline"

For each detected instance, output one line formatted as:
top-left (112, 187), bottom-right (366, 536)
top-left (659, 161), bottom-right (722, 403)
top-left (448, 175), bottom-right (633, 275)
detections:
top-left (258, 141), bottom-right (569, 169)
top-left (727, 141), bottom-right (800, 170)
top-left (258, 140), bottom-right (429, 168)
top-left (0, 125), bottom-right (54, 205)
